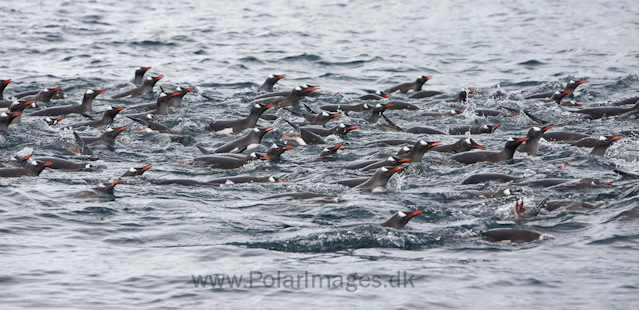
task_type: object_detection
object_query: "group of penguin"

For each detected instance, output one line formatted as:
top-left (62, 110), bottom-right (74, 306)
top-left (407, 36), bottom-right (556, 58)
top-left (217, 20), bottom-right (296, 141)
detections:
top-left (1, 68), bottom-right (638, 244)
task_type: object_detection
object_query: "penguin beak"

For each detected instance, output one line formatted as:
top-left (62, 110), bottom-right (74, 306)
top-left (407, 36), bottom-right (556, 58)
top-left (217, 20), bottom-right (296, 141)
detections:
top-left (515, 137), bottom-right (528, 143)
top-left (22, 100), bottom-right (34, 106)
top-left (275, 75), bottom-right (286, 80)
top-left (492, 125), bottom-right (501, 130)
top-left (390, 165), bottom-right (405, 173)
top-left (303, 86), bottom-right (319, 92)
top-left (422, 76), bottom-right (432, 81)
top-left (332, 143), bottom-right (343, 150)
top-left (408, 210), bottom-right (423, 218)
top-left (140, 164), bottom-right (152, 172)
top-left (110, 179), bottom-right (122, 187)
top-left (154, 75), bottom-right (164, 81)
top-left (472, 144), bottom-right (485, 149)
top-left (560, 90), bottom-right (571, 96)
top-left (397, 158), bottom-right (411, 163)
top-left (51, 87), bottom-right (62, 92)
top-left (457, 108), bottom-right (466, 114)
top-left (142, 67), bottom-right (151, 71)
top-left (576, 80), bottom-right (587, 85)
top-left (329, 113), bottom-right (341, 118)
top-left (542, 125), bottom-right (553, 132)
top-left (282, 145), bottom-right (294, 150)
top-left (185, 87), bottom-right (195, 92)
top-left (95, 89), bottom-right (107, 94)
top-left (608, 135), bottom-right (621, 141)
top-left (114, 107), bottom-right (125, 111)
top-left (169, 91), bottom-right (181, 97)
top-left (604, 181), bottom-right (613, 186)
top-left (575, 103), bottom-right (584, 107)
top-left (115, 126), bottom-right (127, 132)
top-left (262, 104), bottom-right (275, 110)
top-left (468, 88), bottom-right (476, 93)
top-left (381, 93), bottom-right (390, 98)
top-left (1, 79), bottom-right (10, 85)
top-left (384, 103), bottom-right (394, 108)
top-left (11, 112), bottom-right (21, 117)
top-left (42, 161), bottom-right (53, 167)
top-left (55, 116), bottom-right (65, 122)
top-left (428, 142), bottom-right (442, 147)
top-left (280, 178), bottom-right (290, 182)
top-left (20, 155), bottom-right (32, 161)
top-left (262, 127), bottom-right (274, 133)
top-left (260, 156), bottom-right (270, 160)
top-left (559, 163), bottom-right (569, 169)
top-left (346, 125), bottom-right (360, 130)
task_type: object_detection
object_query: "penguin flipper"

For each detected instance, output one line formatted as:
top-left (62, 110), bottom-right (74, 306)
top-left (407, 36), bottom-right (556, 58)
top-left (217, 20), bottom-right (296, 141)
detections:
top-left (197, 145), bottom-right (213, 155)
top-left (281, 118), bottom-right (301, 131)
top-left (73, 130), bottom-right (95, 157)
top-left (304, 103), bottom-right (320, 114)
top-left (522, 109), bottom-right (549, 125)
top-left (381, 113), bottom-right (405, 132)
top-left (111, 89), bottom-right (136, 99)
top-left (300, 129), bottom-right (326, 145)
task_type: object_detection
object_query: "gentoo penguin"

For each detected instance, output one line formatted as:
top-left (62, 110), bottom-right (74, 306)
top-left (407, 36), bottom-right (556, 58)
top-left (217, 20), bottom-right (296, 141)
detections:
top-left (358, 90), bottom-right (390, 100)
top-left (258, 74), bottom-right (285, 92)
top-left (571, 136), bottom-right (616, 148)
top-left (338, 210), bottom-right (423, 229)
top-left (303, 123), bottom-right (360, 137)
top-left (111, 75), bottom-right (163, 99)
top-left (20, 87), bottom-right (62, 106)
top-left (614, 169), bottom-right (639, 179)
top-left (133, 67), bottom-right (151, 86)
top-left (207, 175), bottom-right (287, 184)
top-left (475, 106), bottom-right (522, 117)
top-left (447, 88), bottom-right (475, 103)
top-left (121, 165), bottom-right (152, 177)
top-left (160, 85), bottom-right (195, 107)
top-left (284, 107), bottom-right (341, 126)
top-left (264, 192), bottom-right (336, 200)
top-left (206, 103), bottom-right (274, 133)
top-left (0, 160), bottom-right (52, 177)
top-left (193, 152), bottom-right (269, 169)
top-left (450, 137), bottom-right (527, 164)
top-left (396, 145), bottom-right (412, 157)
top-left (449, 124), bottom-right (501, 135)
top-left (518, 125), bottom-right (553, 155)
top-left (383, 101), bottom-right (419, 111)
top-left (542, 131), bottom-right (589, 142)
top-left (320, 102), bottom-right (372, 113)
top-left (543, 90), bottom-right (572, 104)
top-left (398, 140), bottom-right (441, 162)
top-left (213, 127), bottom-right (273, 153)
top-left (76, 179), bottom-right (122, 198)
top-left (280, 119), bottom-right (325, 145)
top-left (320, 143), bottom-right (342, 157)
top-left (266, 144), bottom-right (293, 161)
top-left (44, 117), bottom-right (65, 126)
top-left (482, 229), bottom-right (541, 243)
top-left (384, 76), bottom-right (431, 94)
top-left (590, 135), bottom-right (621, 156)
top-left (345, 156), bottom-right (408, 170)
top-left (522, 178), bottom-right (612, 188)
top-left (461, 173), bottom-right (520, 184)
top-left (447, 188), bottom-right (513, 200)
top-left (126, 91), bottom-right (180, 116)
top-left (7, 100), bottom-right (35, 124)
top-left (15, 155), bottom-right (91, 171)
top-left (539, 199), bottom-right (601, 212)
top-left (127, 115), bottom-right (171, 133)
top-left (0, 79), bottom-right (11, 100)
top-left (409, 90), bottom-right (445, 99)
top-left (76, 126), bottom-right (127, 148)
top-left (421, 108), bottom-right (466, 118)
top-left (66, 106), bottom-right (124, 128)
top-left (0, 112), bottom-right (21, 135)
top-left (254, 84), bottom-right (319, 109)
top-left (570, 101), bottom-right (639, 119)
top-left (355, 165), bottom-right (406, 191)
top-left (361, 156), bottom-right (411, 171)
top-left (363, 103), bottom-right (394, 123)
top-left (30, 89), bottom-right (106, 117)
top-left (525, 79), bottom-right (586, 100)
top-left (431, 138), bottom-right (485, 153)
top-left (613, 96), bottom-right (639, 106)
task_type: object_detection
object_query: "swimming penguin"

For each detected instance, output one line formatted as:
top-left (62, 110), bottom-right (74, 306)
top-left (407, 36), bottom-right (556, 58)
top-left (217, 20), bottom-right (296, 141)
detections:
top-left (66, 106), bottom-right (124, 128)
top-left (421, 108), bottom-right (466, 118)
top-left (207, 175), bottom-right (287, 184)
top-left (0, 160), bottom-right (52, 177)
top-left (320, 143), bottom-right (342, 157)
top-left (449, 124), bottom-right (501, 135)
top-left (111, 75), bottom-right (163, 99)
top-left (384, 76), bottom-right (431, 93)
top-left (363, 103), bottom-right (394, 123)
top-left (15, 155), bottom-right (91, 171)
top-left (126, 115), bottom-right (187, 144)
top-left (303, 123), bottom-right (360, 137)
top-left (7, 100), bottom-right (35, 124)
top-left (461, 173), bottom-right (521, 184)
top-left (360, 156), bottom-right (411, 171)
top-left (206, 103), bottom-right (274, 133)
top-left (194, 152), bottom-right (269, 169)
top-left (450, 137), bottom-right (527, 164)
top-left (121, 164), bottom-right (152, 177)
top-left (542, 90), bottom-right (572, 104)
top-left (447, 88), bottom-right (475, 103)
top-left (355, 165), bottom-right (406, 191)
top-left (160, 85), bottom-right (195, 107)
top-left (446, 188), bottom-right (513, 200)
top-left (126, 91), bottom-right (181, 116)
top-left (359, 90), bottom-right (390, 100)
top-left (44, 116), bottom-right (65, 126)
top-left (19, 87), bottom-right (62, 105)
top-left (521, 178), bottom-right (612, 188)
top-left (570, 135), bottom-right (617, 147)
top-left (409, 90), bottom-right (445, 99)
top-left (319, 102), bottom-right (372, 113)
top-left (0, 79), bottom-right (10, 100)
top-left (525, 79), bottom-right (586, 100)
top-left (613, 96), bottom-right (639, 106)
top-left (133, 67), bottom-right (151, 86)
top-left (76, 126), bottom-right (127, 149)
top-left (338, 209), bottom-right (422, 229)
top-left (382, 101), bottom-right (419, 111)
top-left (541, 131), bottom-right (589, 142)
top-left (398, 140), bottom-right (441, 162)
top-left (280, 119), bottom-right (325, 145)
top-left (570, 101), bottom-right (639, 119)
top-left (590, 135), bottom-right (621, 156)
top-left (431, 138), bottom-right (485, 153)
top-left (539, 199), bottom-right (601, 212)
top-left (30, 89), bottom-right (106, 117)
top-left (518, 125), bottom-right (553, 155)
top-left (213, 127), bottom-right (274, 153)
top-left (264, 192), bottom-right (336, 200)
top-left (266, 144), bottom-right (293, 161)
top-left (482, 229), bottom-right (541, 243)
top-left (76, 179), bottom-right (122, 198)
top-left (0, 112), bottom-right (21, 135)
top-left (254, 84), bottom-right (319, 109)
top-left (258, 74), bottom-right (286, 92)
top-left (285, 107), bottom-right (342, 126)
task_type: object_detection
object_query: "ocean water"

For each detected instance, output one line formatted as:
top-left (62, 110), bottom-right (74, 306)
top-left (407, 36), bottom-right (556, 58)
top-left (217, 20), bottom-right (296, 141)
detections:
top-left (1, 0), bottom-right (639, 308)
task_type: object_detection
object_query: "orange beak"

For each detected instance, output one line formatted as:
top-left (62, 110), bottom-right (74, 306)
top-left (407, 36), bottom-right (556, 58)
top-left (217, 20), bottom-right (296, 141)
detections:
top-left (42, 161), bottom-right (53, 167)
top-left (408, 210), bottom-right (423, 217)
top-left (576, 80), bottom-right (587, 85)
top-left (457, 108), bottom-right (466, 114)
top-left (542, 125), bottom-right (553, 132)
top-left (140, 164), bottom-right (152, 172)
top-left (114, 107), bottom-right (125, 111)
top-left (381, 94), bottom-right (390, 98)
top-left (282, 145), bottom-right (294, 150)
top-left (515, 137), bottom-right (528, 143)
top-left (397, 158), bottom-right (411, 163)
top-left (390, 165), bottom-right (405, 173)
top-left (608, 135), bottom-right (621, 141)
top-left (429, 142), bottom-right (442, 147)
top-left (116, 126), bottom-right (127, 132)
top-left (155, 75), bottom-right (164, 81)
top-left (263, 104), bottom-right (275, 109)
top-left (262, 127), bottom-right (274, 133)
top-left (95, 89), bottom-right (107, 94)
top-left (1, 79), bottom-right (10, 85)
top-left (346, 125), bottom-right (360, 130)
top-left (473, 144), bottom-right (486, 149)
top-left (110, 179), bottom-right (122, 187)
top-left (561, 90), bottom-right (571, 96)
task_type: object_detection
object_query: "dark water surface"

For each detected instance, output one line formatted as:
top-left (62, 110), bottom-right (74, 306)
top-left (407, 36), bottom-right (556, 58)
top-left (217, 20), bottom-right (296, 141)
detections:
top-left (2, 0), bottom-right (639, 308)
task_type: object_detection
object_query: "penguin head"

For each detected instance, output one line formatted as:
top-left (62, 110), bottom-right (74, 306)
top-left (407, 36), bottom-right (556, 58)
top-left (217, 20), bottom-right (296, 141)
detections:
top-left (464, 138), bottom-right (485, 150)
top-left (506, 137), bottom-right (528, 148)
top-left (381, 210), bottom-right (423, 229)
